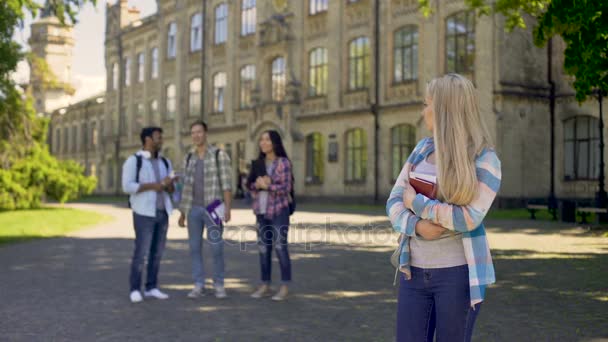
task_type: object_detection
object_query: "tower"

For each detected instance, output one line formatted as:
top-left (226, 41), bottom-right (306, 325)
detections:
top-left (28, 1), bottom-right (74, 115)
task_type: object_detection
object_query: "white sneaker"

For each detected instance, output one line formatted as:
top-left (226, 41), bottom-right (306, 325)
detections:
top-left (214, 284), bottom-right (227, 299)
top-left (144, 288), bottom-right (169, 300)
top-left (187, 284), bottom-right (206, 299)
top-left (130, 290), bottom-right (143, 303)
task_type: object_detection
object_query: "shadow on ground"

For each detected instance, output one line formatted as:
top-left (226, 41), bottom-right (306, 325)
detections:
top-left (0, 230), bottom-right (606, 341)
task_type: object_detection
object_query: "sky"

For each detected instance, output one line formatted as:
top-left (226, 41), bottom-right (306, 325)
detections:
top-left (13, 0), bottom-right (157, 102)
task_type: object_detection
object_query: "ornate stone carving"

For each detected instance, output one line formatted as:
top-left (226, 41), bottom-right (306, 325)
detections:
top-left (259, 14), bottom-right (293, 47)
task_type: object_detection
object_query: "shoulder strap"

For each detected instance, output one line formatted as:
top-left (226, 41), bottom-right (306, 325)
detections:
top-left (134, 154), bottom-right (143, 183)
top-left (186, 153), bottom-right (192, 166)
top-left (160, 157), bottom-right (169, 171)
top-left (216, 149), bottom-right (223, 191)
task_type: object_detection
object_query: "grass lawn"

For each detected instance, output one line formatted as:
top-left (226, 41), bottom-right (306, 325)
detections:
top-left (67, 195), bottom-right (126, 204)
top-left (0, 207), bottom-right (112, 245)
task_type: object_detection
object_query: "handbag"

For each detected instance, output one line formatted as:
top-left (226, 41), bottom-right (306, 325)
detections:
top-left (390, 236), bottom-right (403, 286)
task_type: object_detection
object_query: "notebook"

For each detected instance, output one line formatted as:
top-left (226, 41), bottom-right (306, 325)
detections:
top-left (409, 171), bottom-right (437, 199)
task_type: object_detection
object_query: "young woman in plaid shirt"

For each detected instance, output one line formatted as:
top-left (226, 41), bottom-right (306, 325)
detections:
top-left (247, 130), bottom-right (293, 301)
top-left (387, 74), bottom-right (502, 341)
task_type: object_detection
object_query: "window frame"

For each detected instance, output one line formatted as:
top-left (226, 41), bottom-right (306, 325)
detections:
top-left (445, 11), bottom-right (475, 74)
top-left (393, 26), bottom-right (419, 84)
top-left (308, 48), bottom-right (328, 97)
top-left (348, 37), bottom-right (370, 91)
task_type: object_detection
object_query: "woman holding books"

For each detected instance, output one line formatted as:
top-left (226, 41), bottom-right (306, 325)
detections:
top-left (386, 73), bottom-right (502, 342)
top-left (247, 130), bottom-right (293, 301)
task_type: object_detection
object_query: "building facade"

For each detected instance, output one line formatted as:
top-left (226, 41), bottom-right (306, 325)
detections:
top-left (46, 0), bottom-right (607, 206)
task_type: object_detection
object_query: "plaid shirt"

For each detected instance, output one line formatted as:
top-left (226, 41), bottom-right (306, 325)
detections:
top-left (249, 157), bottom-right (292, 219)
top-left (386, 137), bottom-right (502, 307)
top-left (179, 145), bottom-right (232, 215)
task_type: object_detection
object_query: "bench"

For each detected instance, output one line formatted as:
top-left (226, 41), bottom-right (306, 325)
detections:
top-left (576, 207), bottom-right (608, 224)
top-left (526, 204), bottom-right (557, 220)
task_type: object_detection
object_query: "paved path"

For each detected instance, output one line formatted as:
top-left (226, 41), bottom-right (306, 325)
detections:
top-left (1, 204), bottom-right (606, 341)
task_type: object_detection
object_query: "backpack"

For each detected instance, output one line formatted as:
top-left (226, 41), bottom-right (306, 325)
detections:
top-left (288, 172), bottom-right (296, 216)
top-left (127, 154), bottom-right (169, 208)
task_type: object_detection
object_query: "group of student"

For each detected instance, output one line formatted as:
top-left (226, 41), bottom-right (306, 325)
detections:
top-left (122, 120), bottom-right (294, 304)
top-left (122, 73), bottom-right (502, 342)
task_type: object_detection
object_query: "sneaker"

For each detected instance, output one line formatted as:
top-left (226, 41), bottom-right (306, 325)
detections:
top-left (144, 288), bottom-right (169, 300)
top-left (214, 284), bottom-right (227, 299)
top-left (271, 285), bottom-right (288, 301)
top-left (187, 285), bottom-right (206, 299)
top-left (250, 285), bottom-right (272, 299)
top-left (130, 290), bottom-right (143, 303)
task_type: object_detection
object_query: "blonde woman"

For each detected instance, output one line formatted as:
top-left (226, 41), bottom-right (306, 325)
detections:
top-left (386, 74), bottom-right (502, 342)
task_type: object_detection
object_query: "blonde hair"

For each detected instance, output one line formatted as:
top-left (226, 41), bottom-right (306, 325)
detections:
top-left (426, 74), bottom-right (493, 205)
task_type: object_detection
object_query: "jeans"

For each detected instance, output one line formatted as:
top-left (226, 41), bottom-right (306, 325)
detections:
top-left (256, 208), bottom-right (291, 284)
top-left (187, 205), bottom-right (225, 287)
top-left (129, 210), bottom-right (169, 292)
top-left (396, 265), bottom-right (481, 342)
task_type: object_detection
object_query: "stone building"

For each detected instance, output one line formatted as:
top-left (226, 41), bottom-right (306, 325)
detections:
top-left (46, 0), bottom-right (607, 206)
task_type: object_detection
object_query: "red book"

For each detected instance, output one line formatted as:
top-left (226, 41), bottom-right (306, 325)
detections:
top-left (409, 172), bottom-right (437, 199)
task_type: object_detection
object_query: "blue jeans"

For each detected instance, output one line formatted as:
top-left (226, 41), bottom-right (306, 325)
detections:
top-left (396, 265), bottom-right (481, 342)
top-left (129, 210), bottom-right (169, 292)
top-left (256, 208), bottom-right (291, 284)
top-left (187, 205), bottom-right (225, 287)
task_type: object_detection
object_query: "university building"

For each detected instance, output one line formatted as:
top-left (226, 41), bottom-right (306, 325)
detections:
top-left (35, 0), bottom-right (606, 206)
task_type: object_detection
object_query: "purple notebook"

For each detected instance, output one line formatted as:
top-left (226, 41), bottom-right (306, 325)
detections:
top-left (205, 199), bottom-right (225, 226)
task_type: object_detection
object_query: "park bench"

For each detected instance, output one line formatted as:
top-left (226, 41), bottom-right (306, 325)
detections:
top-left (526, 204), bottom-right (557, 220)
top-left (576, 207), bottom-right (608, 224)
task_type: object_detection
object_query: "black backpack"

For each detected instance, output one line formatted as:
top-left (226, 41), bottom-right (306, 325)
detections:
top-left (127, 154), bottom-right (169, 208)
top-left (288, 172), bottom-right (296, 216)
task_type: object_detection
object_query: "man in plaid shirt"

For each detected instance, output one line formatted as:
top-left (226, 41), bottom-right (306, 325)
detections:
top-left (178, 120), bottom-right (233, 299)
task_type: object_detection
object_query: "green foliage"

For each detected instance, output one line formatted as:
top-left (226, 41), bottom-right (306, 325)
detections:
top-left (534, 0), bottom-right (608, 102)
top-left (417, 0), bottom-right (607, 102)
top-left (0, 0), bottom-right (96, 210)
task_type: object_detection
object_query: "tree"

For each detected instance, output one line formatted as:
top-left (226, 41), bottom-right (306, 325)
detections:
top-left (418, 0), bottom-right (608, 102)
top-left (0, 0), bottom-right (96, 210)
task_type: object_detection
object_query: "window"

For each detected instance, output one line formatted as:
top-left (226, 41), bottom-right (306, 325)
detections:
top-left (63, 127), bottom-right (68, 153)
top-left (564, 116), bottom-right (600, 180)
top-left (135, 103), bottom-right (145, 133)
top-left (81, 122), bottom-right (87, 150)
top-left (240, 65), bottom-right (255, 108)
top-left (271, 57), bottom-right (286, 101)
top-left (394, 26), bottom-right (418, 83)
top-left (54, 128), bottom-right (60, 153)
top-left (150, 100), bottom-right (159, 125)
top-left (124, 58), bottom-right (130, 86)
top-left (72, 125), bottom-right (78, 153)
top-left (191, 13), bottom-right (203, 52)
top-left (167, 22), bottom-right (177, 58)
top-left (107, 163), bottom-right (114, 189)
top-left (345, 128), bottom-right (367, 182)
top-left (137, 53), bottom-right (145, 83)
top-left (237, 140), bottom-right (246, 173)
top-left (189, 78), bottom-right (202, 116)
top-left (306, 133), bottom-right (324, 183)
top-left (348, 37), bottom-right (370, 90)
top-left (391, 124), bottom-right (416, 181)
top-left (241, 0), bottom-right (256, 36)
top-left (213, 72), bottom-right (226, 113)
top-left (309, 48), bottom-right (328, 97)
top-left (151, 47), bottom-right (159, 78)
top-left (91, 122), bottom-right (98, 147)
top-left (446, 11), bottom-right (475, 74)
top-left (310, 0), bottom-right (328, 15)
top-left (215, 3), bottom-right (228, 44)
top-left (166, 84), bottom-right (176, 120)
top-left (112, 63), bottom-right (118, 90)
